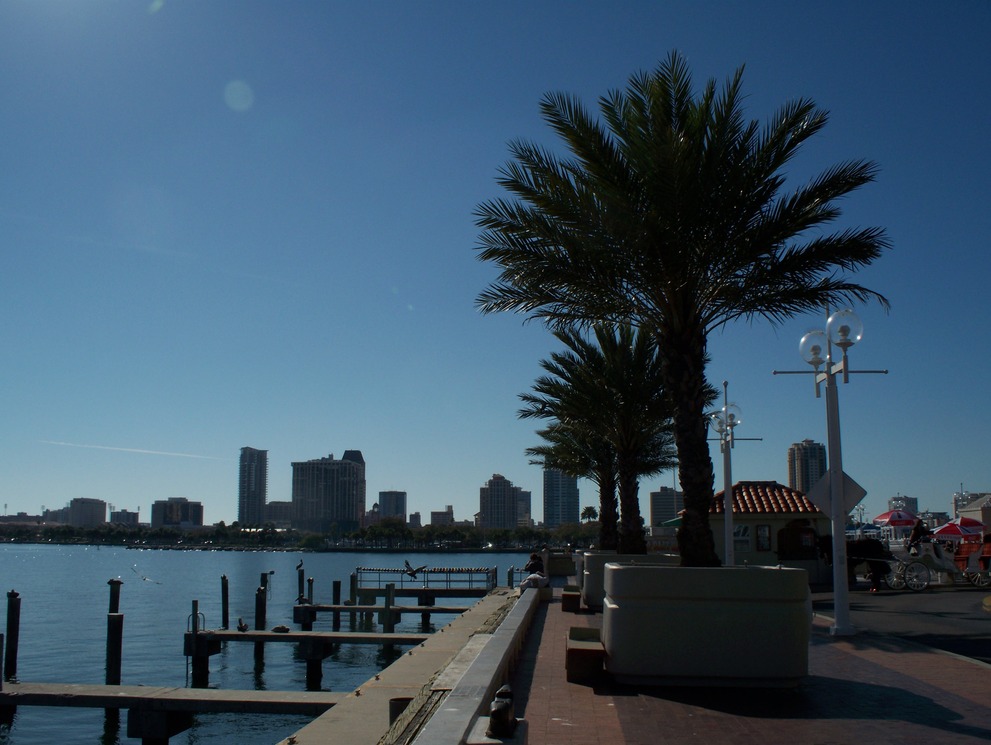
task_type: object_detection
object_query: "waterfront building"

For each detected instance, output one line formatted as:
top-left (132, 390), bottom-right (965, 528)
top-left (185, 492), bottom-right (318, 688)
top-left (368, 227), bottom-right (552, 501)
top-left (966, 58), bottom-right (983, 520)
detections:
top-left (887, 495), bottom-right (919, 514)
top-left (787, 439), bottom-right (827, 494)
top-left (408, 511), bottom-right (422, 529)
top-left (238, 447), bottom-right (268, 526)
top-left (378, 490), bottom-right (407, 523)
top-left (649, 486), bottom-right (683, 527)
top-left (150, 497), bottom-right (204, 529)
top-left (109, 509), bottom-right (139, 527)
top-left (265, 500), bottom-right (292, 528)
top-left (542, 468), bottom-right (579, 528)
top-left (479, 474), bottom-right (526, 530)
top-left (68, 497), bottom-right (107, 527)
top-left (291, 451), bottom-right (366, 534)
top-left (431, 505), bottom-right (454, 526)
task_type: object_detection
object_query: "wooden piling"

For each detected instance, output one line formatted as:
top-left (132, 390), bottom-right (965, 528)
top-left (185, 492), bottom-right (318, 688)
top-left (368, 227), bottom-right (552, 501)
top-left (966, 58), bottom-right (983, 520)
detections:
top-left (220, 575), bottom-right (229, 630)
top-left (297, 567), bottom-right (305, 600)
top-left (254, 586), bottom-right (266, 661)
top-left (189, 600), bottom-right (210, 688)
top-left (332, 580), bottom-right (341, 631)
top-left (105, 613), bottom-right (124, 686)
top-left (4, 591), bottom-right (20, 681)
top-left (307, 576), bottom-right (314, 604)
top-left (107, 578), bottom-right (123, 614)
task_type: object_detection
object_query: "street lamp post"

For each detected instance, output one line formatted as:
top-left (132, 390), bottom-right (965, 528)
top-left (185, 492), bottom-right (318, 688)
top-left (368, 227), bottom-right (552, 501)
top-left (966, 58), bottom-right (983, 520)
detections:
top-left (708, 382), bottom-right (742, 566)
top-left (774, 308), bottom-right (886, 636)
top-left (707, 381), bottom-right (760, 567)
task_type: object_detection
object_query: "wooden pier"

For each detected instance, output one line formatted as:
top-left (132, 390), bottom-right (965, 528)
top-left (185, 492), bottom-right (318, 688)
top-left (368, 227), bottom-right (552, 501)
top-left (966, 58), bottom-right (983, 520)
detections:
top-left (0, 682), bottom-right (342, 744)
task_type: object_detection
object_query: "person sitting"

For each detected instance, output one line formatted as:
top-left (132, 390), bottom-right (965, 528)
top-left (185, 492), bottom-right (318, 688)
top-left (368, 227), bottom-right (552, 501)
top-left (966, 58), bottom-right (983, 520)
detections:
top-left (518, 552), bottom-right (548, 592)
top-left (907, 519), bottom-right (930, 554)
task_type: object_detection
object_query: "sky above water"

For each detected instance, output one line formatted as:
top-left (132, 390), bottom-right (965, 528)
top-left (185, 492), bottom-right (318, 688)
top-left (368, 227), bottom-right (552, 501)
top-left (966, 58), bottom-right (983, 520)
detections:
top-left (1, 1), bottom-right (988, 526)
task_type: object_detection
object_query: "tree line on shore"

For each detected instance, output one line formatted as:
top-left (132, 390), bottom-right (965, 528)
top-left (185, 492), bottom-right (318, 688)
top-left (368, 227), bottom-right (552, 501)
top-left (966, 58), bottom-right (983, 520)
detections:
top-left (0, 516), bottom-right (599, 551)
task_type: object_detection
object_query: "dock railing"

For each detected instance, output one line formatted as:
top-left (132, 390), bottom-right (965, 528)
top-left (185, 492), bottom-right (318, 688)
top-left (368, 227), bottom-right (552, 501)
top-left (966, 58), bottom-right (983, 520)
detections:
top-left (354, 566), bottom-right (498, 592)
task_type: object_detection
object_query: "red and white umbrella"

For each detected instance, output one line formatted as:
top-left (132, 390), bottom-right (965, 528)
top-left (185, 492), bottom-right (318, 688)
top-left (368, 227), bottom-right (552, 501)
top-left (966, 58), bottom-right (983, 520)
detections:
top-left (872, 509), bottom-right (918, 527)
top-left (931, 516), bottom-right (985, 541)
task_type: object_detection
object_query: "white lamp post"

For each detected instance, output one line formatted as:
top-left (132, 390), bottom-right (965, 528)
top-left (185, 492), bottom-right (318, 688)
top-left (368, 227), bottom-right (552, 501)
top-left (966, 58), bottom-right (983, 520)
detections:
top-left (775, 308), bottom-right (886, 636)
top-left (707, 381), bottom-right (761, 566)
top-left (708, 382), bottom-right (742, 566)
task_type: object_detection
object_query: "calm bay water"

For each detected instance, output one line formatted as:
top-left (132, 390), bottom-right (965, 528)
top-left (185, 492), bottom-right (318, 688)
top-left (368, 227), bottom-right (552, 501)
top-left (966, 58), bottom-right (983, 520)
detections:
top-left (0, 544), bottom-right (528, 745)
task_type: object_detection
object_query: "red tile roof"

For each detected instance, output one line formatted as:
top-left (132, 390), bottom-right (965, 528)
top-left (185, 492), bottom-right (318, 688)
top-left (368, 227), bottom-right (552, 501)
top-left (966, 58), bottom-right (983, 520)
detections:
top-left (712, 481), bottom-right (822, 515)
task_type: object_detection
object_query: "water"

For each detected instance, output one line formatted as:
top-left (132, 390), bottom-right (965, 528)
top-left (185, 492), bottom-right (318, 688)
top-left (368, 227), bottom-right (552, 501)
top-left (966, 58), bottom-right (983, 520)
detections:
top-left (0, 544), bottom-right (528, 744)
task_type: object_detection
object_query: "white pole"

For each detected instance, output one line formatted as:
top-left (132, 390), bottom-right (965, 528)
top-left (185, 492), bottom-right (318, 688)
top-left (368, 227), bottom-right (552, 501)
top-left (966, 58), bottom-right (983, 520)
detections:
top-left (824, 365), bottom-right (854, 635)
top-left (722, 381), bottom-right (734, 567)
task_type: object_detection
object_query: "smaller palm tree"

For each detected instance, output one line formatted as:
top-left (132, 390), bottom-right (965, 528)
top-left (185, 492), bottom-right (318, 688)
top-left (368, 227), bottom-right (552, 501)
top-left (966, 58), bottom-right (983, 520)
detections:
top-left (581, 506), bottom-right (599, 523)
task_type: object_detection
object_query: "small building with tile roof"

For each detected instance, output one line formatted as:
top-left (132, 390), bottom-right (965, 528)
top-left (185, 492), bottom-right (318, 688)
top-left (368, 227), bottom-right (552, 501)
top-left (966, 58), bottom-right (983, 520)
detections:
top-left (710, 480), bottom-right (832, 583)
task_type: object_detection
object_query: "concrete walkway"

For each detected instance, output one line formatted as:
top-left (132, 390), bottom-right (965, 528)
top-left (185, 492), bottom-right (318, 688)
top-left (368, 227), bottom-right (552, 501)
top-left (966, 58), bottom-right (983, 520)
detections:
top-left (511, 587), bottom-right (991, 744)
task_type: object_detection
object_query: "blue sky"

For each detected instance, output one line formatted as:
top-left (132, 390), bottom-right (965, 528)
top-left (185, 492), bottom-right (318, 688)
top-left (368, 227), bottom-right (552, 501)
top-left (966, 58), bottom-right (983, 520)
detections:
top-left (1, 1), bottom-right (988, 526)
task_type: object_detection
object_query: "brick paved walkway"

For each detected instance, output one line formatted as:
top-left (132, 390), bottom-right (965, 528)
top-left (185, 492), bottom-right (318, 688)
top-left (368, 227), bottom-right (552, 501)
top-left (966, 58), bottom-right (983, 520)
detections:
top-left (510, 587), bottom-right (991, 744)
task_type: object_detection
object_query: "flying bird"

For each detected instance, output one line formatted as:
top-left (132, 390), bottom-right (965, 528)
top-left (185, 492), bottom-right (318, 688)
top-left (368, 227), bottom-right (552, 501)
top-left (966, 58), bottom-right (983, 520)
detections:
top-left (404, 560), bottom-right (428, 579)
top-left (237, 617), bottom-right (249, 632)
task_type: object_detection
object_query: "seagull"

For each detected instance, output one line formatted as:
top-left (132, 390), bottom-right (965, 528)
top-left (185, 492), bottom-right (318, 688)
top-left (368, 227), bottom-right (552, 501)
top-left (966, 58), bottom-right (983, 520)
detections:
top-left (131, 565), bottom-right (161, 584)
top-left (237, 617), bottom-right (249, 632)
top-left (404, 560), bottom-right (428, 579)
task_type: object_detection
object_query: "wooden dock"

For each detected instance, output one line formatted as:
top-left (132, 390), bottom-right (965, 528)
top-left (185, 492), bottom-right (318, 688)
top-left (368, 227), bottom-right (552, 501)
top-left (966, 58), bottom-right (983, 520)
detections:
top-left (183, 628), bottom-right (430, 649)
top-left (0, 682), bottom-right (343, 744)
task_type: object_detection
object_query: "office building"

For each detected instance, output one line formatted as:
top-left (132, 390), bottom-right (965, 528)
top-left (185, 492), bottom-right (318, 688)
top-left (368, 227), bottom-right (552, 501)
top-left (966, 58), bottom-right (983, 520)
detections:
top-left (68, 498), bottom-right (107, 527)
top-left (650, 486), bottom-right (683, 527)
top-left (888, 495), bottom-right (919, 514)
top-left (479, 474), bottom-right (526, 530)
top-left (542, 468), bottom-right (579, 528)
top-left (431, 505), bottom-right (454, 526)
top-left (787, 439), bottom-right (827, 494)
top-left (151, 497), bottom-right (204, 529)
top-left (291, 451), bottom-right (366, 534)
top-left (378, 490), bottom-right (407, 523)
top-left (238, 447), bottom-right (268, 526)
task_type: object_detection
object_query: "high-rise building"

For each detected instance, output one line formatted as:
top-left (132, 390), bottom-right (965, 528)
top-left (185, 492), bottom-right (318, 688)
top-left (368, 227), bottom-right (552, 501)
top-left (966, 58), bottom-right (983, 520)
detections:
top-left (291, 451), bottom-right (366, 534)
top-left (479, 474), bottom-right (525, 530)
top-left (238, 447), bottom-right (268, 526)
top-left (68, 497), bottom-right (106, 527)
top-left (649, 486), bottom-right (682, 527)
top-left (151, 497), bottom-right (204, 528)
top-left (542, 468), bottom-right (579, 528)
top-left (888, 495), bottom-right (919, 514)
top-left (378, 491), bottom-right (407, 523)
top-left (787, 440), bottom-right (827, 494)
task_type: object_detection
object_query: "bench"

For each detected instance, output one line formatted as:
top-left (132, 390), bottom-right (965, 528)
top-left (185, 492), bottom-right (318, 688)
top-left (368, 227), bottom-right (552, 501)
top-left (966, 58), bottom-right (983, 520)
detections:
top-left (561, 585), bottom-right (581, 613)
top-left (565, 626), bottom-right (604, 683)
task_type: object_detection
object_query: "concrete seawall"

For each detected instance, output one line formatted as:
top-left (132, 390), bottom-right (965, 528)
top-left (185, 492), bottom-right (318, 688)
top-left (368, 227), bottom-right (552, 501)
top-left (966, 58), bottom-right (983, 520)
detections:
top-left (279, 586), bottom-right (539, 745)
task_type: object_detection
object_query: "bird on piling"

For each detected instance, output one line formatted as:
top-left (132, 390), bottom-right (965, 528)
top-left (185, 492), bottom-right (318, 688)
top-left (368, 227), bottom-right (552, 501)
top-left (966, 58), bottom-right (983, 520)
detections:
top-left (237, 617), bottom-right (249, 632)
top-left (404, 559), bottom-right (428, 579)
top-left (296, 559), bottom-right (304, 571)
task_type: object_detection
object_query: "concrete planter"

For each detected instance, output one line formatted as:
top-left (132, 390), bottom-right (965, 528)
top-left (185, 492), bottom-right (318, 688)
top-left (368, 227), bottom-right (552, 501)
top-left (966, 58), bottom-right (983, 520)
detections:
top-left (581, 551), bottom-right (679, 610)
top-left (601, 564), bottom-right (811, 687)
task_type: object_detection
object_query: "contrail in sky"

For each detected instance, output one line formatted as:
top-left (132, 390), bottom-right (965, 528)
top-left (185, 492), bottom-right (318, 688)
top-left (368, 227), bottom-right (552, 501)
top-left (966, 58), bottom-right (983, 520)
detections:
top-left (41, 440), bottom-right (221, 460)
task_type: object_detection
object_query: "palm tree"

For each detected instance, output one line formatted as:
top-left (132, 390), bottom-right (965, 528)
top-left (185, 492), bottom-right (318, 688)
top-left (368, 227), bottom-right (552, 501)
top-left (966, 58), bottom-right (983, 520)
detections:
top-left (520, 325), bottom-right (678, 554)
top-left (476, 52), bottom-right (889, 566)
top-left (580, 506), bottom-right (598, 523)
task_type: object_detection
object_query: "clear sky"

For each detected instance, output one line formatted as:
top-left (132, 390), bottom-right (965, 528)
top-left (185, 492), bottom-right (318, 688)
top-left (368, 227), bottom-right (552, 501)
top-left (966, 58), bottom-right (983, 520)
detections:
top-left (1, 1), bottom-right (988, 527)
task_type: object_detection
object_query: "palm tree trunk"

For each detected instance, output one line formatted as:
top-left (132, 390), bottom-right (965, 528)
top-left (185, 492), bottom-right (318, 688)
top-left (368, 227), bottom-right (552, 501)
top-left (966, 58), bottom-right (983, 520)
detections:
top-left (617, 454), bottom-right (646, 554)
top-left (662, 328), bottom-right (721, 567)
top-left (597, 467), bottom-right (619, 551)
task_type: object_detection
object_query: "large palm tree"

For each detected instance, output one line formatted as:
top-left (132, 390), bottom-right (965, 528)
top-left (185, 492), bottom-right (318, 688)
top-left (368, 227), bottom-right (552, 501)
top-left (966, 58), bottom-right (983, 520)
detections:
top-left (476, 52), bottom-right (890, 566)
top-left (520, 325), bottom-right (677, 554)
